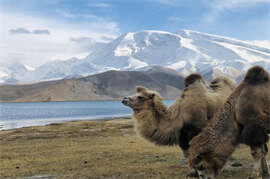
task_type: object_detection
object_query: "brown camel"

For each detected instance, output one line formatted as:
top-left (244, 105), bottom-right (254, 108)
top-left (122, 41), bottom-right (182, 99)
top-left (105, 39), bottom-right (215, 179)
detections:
top-left (188, 66), bottom-right (270, 179)
top-left (122, 73), bottom-right (236, 177)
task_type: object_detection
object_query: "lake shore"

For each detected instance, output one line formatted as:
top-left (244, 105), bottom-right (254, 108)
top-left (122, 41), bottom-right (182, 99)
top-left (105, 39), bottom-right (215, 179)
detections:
top-left (0, 115), bottom-right (131, 131)
top-left (0, 118), bottom-right (269, 178)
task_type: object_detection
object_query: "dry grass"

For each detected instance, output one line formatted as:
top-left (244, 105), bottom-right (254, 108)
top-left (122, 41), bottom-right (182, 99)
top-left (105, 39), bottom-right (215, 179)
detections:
top-left (0, 119), bottom-right (269, 178)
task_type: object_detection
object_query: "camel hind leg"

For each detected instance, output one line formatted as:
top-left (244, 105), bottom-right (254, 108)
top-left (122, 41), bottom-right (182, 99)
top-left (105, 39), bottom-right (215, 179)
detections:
top-left (241, 123), bottom-right (269, 178)
top-left (179, 124), bottom-right (201, 178)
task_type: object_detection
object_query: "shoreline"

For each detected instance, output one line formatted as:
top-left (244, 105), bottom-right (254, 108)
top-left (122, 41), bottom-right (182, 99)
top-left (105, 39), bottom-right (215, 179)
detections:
top-left (0, 115), bottom-right (132, 131)
top-left (0, 98), bottom-right (175, 103)
top-left (0, 99), bottom-right (123, 104)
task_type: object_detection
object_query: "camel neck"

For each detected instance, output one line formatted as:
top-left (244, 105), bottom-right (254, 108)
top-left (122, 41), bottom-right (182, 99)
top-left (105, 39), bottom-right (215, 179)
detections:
top-left (133, 108), bottom-right (180, 146)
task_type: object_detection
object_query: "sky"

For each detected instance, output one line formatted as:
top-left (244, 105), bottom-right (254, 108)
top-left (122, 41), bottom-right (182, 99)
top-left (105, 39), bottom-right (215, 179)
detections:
top-left (1, 0), bottom-right (270, 68)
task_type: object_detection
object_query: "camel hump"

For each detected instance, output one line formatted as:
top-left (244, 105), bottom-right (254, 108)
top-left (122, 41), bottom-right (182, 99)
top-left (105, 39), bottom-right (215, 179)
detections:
top-left (244, 66), bottom-right (269, 84)
top-left (185, 73), bottom-right (203, 88)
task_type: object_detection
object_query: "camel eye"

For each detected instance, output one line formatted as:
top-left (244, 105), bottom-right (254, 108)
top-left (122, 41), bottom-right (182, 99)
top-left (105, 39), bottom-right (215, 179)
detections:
top-left (137, 96), bottom-right (145, 100)
top-left (195, 154), bottom-right (202, 160)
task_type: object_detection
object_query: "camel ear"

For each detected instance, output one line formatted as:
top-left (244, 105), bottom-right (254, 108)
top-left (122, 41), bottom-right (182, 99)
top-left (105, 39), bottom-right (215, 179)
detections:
top-left (136, 86), bottom-right (147, 93)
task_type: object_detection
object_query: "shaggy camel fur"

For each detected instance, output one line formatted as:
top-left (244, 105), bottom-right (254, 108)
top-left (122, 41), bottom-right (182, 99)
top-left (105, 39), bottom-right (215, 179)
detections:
top-left (122, 74), bottom-right (235, 148)
top-left (188, 66), bottom-right (270, 179)
top-left (122, 74), bottom-right (235, 176)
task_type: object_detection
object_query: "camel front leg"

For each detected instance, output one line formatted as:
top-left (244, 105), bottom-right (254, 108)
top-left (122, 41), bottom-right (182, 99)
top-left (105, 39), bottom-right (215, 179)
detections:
top-left (182, 149), bottom-right (189, 159)
top-left (250, 145), bottom-right (269, 179)
top-left (261, 144), bottom-right (269, 179)
top-left (180, 149), bottom-right (199, 178)
top-left (186, 169), bottom-right (199, 178)
top-left (250, 146), bottom-right (263, 178)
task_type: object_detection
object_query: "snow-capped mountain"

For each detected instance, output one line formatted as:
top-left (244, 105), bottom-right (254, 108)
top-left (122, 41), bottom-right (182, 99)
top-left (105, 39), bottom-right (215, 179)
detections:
top-left (1, 60), bottom-right (29, 83)
top-left (2, 30), bottom-right (270, 83)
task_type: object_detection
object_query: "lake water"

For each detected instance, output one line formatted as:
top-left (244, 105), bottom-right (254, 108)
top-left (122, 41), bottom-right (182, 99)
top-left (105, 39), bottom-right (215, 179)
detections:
top-left (0, 100), bottom-right (174, 130)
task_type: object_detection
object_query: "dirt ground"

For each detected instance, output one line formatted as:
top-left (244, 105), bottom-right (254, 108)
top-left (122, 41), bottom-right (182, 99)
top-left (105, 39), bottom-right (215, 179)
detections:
top-left (0, 118), bottom-right (269, 178)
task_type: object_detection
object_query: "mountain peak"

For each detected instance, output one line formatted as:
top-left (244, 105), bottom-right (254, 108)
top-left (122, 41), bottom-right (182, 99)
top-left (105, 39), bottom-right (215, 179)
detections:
top-left (2, 29), bottom-right (270, 84)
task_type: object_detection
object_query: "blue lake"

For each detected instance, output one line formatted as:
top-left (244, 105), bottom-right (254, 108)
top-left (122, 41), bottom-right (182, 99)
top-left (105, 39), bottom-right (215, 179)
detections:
top-left (0, 100), bottom-right (174, 130)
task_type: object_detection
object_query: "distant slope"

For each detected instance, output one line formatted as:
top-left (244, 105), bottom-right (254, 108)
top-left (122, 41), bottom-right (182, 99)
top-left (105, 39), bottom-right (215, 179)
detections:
top-left (0, 68), bottom-right (185, 102)
top-left (0, 80), bottom-right (62, 102)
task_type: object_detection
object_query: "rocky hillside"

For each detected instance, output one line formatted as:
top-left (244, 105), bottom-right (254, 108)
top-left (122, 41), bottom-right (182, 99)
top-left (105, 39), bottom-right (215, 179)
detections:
top-left (0, 67), bottom-right (185, 102)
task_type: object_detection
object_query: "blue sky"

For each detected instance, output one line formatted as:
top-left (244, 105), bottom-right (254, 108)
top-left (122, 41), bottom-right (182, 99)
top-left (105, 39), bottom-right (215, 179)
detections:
top-left (1, 0), bottom-right (270, 67)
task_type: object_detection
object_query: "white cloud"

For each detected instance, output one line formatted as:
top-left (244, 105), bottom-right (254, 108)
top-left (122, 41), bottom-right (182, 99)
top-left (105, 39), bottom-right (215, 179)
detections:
top-left (167, 16), bottom-right (185, 21)
top-left (210, 0), bottom-right (270, 11)
top-left (9, 27), bottom-right (31, 34)
top-left (149, 0), bottom-right (191, 6)
top-left (2, 12), bottom-right (119, 68)
top-left (211, 1), bottom-right (243, 10)
top-left (10, 27), bottom-right (51, 35)
top-left (55, 9), bottom-right (76, 18)
top-left (87, 2), bottom-right (115, 8)
top-left (150, 0), bottom-right (179, 6)
top-left (55, 9), bottom-right (117, 28)
top-left (203, 0), bottom-right (270, 23)
top-left (69, 36), bottom-right (111, 52)
top-left (33, 29), bottom-right (50, 35)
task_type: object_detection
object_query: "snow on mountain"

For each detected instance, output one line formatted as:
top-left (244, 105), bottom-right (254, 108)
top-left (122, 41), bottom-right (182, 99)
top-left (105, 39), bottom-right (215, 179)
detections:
top-left (245, 40), bottom-right (270, 49)
top-left (24, 65), bottom-right (35, 71)
top-left (1, 60), bottom-right (28, 83)
top-left (1, 30), bottom-right (270, 83)
top-left (174, 30), bottom-right (270, 73)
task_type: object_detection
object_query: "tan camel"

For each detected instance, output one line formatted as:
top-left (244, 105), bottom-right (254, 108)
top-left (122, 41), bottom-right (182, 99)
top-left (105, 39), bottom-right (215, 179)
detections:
top-left (122, 73), bottom-right (236, 177)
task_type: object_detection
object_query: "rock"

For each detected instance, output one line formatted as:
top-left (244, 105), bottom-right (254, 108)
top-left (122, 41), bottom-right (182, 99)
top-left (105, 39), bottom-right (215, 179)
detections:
top-left (231, 162), bottom-right (243, 167)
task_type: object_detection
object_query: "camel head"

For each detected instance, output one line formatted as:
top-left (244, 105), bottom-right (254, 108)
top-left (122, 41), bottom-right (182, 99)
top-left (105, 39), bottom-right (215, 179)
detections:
top-left (187, 132), bottom-right (225, 179)
top-left (188, 139), bottom-right (228, 179)
top-left (188, 151), bottom-right (221, 179)
top-left (122, 86), bottom-right (164, 113)
top-left (209, 76), bottom-right (236, 91)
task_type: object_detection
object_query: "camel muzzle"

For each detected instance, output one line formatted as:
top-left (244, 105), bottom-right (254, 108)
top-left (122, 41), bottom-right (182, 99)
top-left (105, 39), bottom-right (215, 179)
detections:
top-left (122, 97), bottom-right (131, 106)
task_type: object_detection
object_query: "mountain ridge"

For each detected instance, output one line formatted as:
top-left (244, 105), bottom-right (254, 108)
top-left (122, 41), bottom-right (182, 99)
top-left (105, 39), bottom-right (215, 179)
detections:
top-left (0, 67), bottom-right (185, 102)
top-left (1, 29), bottom-right (270, 84)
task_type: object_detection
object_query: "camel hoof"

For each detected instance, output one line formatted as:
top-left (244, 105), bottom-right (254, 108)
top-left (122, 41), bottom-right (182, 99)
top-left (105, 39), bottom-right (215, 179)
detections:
top-left (262, 173), bottom-right (270, 179)
top-left (186, 170), bottom-right (199, 178)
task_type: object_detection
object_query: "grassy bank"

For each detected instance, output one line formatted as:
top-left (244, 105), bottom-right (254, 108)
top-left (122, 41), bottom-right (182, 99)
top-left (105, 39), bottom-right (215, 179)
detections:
top-left (0, 119), bottom-right (269, 178)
